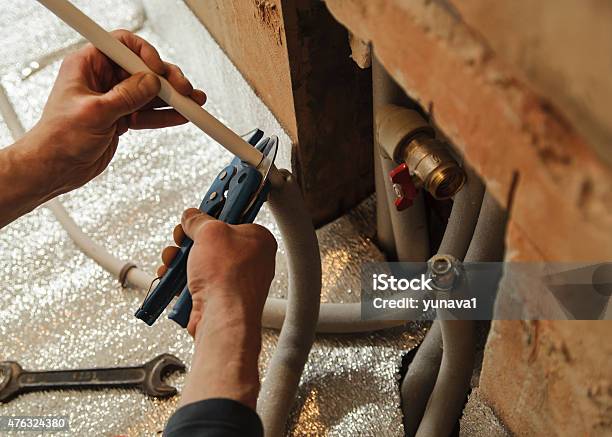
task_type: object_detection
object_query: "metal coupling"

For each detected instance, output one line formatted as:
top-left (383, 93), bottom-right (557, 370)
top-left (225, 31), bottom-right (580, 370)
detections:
top-left (376, 104), bottom-right (466, 202)
top-left (427, 254), bottom-right (463, 292)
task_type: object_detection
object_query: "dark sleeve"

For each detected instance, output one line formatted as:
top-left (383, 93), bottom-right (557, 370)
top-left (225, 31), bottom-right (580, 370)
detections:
top-left (163, 398), bottom-right (263, 437)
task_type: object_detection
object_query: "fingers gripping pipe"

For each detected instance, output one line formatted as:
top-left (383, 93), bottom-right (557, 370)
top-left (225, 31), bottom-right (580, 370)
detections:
top-left (37, 0), bottom-right (263, 168)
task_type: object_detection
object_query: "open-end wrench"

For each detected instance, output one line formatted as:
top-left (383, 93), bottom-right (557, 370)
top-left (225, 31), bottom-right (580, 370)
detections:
top-left (0, 354), bottom-right (185, 403)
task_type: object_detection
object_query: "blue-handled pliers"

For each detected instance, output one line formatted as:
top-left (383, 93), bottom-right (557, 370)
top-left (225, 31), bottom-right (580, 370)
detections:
top-left (135, 129), bottom-right (278, 328)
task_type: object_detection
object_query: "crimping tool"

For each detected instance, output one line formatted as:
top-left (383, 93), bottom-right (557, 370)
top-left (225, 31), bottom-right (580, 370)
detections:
top-left (135, 129), bottom-right (278, 328)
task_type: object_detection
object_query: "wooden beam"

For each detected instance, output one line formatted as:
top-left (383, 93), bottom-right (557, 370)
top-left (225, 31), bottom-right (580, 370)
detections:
top-left (185, 0), bottom-right (373, 225)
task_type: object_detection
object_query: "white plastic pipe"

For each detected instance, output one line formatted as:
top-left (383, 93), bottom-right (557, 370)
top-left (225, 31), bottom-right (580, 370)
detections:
top-left (36, 0), bottom-right (263, 168)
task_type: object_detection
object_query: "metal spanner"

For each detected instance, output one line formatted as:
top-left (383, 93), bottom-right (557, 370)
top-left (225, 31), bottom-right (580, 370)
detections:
top-left (0, 354), bottom-right (185, 403)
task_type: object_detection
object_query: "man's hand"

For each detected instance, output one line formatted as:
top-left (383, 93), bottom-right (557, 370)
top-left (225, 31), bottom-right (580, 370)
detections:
top-left (158, 208), bottom-right (277, 338)
top-left (34, 30), bottom-right (205, 194)
top-left (157, 208), bottom-right (277, 409)
top-left (0, 30), bottom-right (206, 228)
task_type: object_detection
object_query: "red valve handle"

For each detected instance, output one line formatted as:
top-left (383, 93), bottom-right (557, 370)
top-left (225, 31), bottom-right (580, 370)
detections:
top-left (389, 163), bottom-right (418, 211)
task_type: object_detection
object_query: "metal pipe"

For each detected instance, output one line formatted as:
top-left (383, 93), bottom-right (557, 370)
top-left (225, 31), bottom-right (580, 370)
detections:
top-left (416, 191), bottom-right (507, 437)
top-left (401, 164), bottom-right (484, 435)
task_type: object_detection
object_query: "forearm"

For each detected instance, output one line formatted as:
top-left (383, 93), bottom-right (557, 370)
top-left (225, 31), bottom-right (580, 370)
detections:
top-left (180, 300), bottom-right (262, 410)
top-left (0, 129), bottom-right (60, 228)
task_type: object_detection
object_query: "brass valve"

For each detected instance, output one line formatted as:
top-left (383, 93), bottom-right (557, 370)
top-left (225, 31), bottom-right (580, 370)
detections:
top-left (402, 134), bottom-right (465, 200)
top-left (376, 104), bottom-right (465, 200)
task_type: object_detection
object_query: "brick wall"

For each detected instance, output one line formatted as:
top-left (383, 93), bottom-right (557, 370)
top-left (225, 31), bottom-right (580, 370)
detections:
top-left (185, 0), bottom-right (374, 225)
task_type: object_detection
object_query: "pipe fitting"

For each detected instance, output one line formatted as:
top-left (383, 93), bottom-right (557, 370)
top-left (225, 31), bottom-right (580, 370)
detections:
top-left (403, 135), bottom-right (466, 200)
top-left (376, 104), bottom-right (466, 200)
top-left (427, 254), bottom-right (463, 292)
top-left (376, 104), bottom-right (433, 161)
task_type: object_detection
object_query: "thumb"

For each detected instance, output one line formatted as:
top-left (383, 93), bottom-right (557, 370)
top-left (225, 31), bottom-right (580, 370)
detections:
top-left (181, 208), bottom-right (216, 240)
top-left (100, 72), bottom-right (160, 122)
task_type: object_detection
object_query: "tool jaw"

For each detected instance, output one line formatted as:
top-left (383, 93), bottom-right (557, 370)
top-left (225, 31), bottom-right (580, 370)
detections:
top-left (0, 361), bottom-right (23, 403)
top-left (142, 354), bottom-right (186, 397)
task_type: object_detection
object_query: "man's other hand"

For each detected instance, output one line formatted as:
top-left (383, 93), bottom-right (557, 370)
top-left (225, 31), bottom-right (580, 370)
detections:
top-left (157, 209), bottom-right (277, 338)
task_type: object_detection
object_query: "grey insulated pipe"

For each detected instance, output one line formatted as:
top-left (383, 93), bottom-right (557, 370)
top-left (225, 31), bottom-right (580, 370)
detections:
top-left (416, 191), bottom-right (507, 437)
top-left (401, 165), bottom-right (485, 436)
top-left (256, 169), bottom-right (321, 437)
top-left (372, 54), bottom-right (429, 262)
